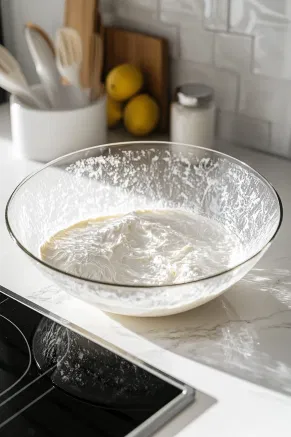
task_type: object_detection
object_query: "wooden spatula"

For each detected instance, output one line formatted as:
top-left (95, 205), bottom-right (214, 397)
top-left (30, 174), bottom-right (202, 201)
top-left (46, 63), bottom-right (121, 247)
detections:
top-left (91, 33), bottom-right (103, 101)
top-left (64, 0), bottom-right (98, 88)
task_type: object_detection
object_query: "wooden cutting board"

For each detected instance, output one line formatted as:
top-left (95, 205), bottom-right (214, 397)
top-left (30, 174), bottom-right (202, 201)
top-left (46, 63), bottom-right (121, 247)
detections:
top-left (104, 27), bottom-right (169, 132)
top-left (64, 0), bottom-right (98, 88)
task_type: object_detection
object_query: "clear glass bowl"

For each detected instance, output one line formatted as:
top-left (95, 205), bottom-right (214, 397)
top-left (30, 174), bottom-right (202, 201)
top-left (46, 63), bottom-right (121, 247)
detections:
top-left (6, 142), bottom-right (283, 317)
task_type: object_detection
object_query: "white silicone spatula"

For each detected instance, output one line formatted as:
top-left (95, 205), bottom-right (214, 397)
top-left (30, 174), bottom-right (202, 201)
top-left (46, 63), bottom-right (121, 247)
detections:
top-left (55, 27), bottom-right (88, 107)
top-left (0, 44), bottom-right (47, 109)
top-left (25, 24), bottom-right (63, 109)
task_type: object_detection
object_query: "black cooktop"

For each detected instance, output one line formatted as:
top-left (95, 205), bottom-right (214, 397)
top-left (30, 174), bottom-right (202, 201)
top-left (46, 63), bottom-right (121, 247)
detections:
top-left (0, 292), bottom-right (193, 436)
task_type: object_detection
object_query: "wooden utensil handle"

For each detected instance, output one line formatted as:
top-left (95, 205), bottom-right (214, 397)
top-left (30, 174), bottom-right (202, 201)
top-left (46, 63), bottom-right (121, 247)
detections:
top-left (91, 33), bottom-right (103, 101)
top-left (64, 0), bottom-right (97, 88)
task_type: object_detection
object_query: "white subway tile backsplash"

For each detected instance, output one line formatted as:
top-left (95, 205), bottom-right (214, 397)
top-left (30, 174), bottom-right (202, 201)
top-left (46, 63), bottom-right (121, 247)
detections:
top-left (160, 0), bottom-right (229, 30)
top-left (239, 75), bottom-right (291, 123)
top-left (218, 111), bottom-right (271, 151)
top-left (100, 0), bottom-right (114, 13)
top-left (214, 32), bottom-right (253, 73)
top-left (160, 0), bottom-right (204, 25)
top-left (132, 0), bottom-right (158, 6)
top-left (115, 0), bottom-right (158, 21)
top-left (180, 23), bottom-right (214, 64)
top-left (99, 0), bottom-right (115, 24)
top-left (2, 0), bottom-right (64, 83)
top-left (172, 60), bottom-right (239, 112)
top-left (253, 25), bottom-right (291, 79)
top-left (230, 0), bottom-right (289, 35)
top-left (204, 0), bottom-right (229, 30)
top-left (271, 122), bottom-right (291, 158)
top-left (5, 0), bottom-right (291, 158)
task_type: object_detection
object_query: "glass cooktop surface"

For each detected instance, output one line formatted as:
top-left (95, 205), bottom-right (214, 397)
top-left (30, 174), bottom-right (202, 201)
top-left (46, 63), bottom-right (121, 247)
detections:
top-left (0, 292), bottom-right (195, 437)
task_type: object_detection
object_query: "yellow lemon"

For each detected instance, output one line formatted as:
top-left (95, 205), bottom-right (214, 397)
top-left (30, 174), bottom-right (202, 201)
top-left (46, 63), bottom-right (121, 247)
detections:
top-left (107, 96), bottom-right (122, 128)
top-left (124, 94), bottom-right (160, 136)
top-left (106, 64), bottom-right (143, 102)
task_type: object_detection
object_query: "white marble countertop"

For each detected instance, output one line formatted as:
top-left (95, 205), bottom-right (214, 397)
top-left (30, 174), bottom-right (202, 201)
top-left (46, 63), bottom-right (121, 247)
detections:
top-left (1, 103), bottom-right (291, 436)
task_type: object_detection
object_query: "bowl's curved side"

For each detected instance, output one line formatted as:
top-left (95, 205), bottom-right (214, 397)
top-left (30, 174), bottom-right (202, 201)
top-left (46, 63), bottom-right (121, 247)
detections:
top-left (34, 244), bottom-right (268, 317)
top-left (5, 142), bottom-right (283, 292)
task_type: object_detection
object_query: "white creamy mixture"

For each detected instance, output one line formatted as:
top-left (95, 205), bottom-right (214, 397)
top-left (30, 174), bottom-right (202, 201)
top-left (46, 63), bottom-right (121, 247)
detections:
top-left (40, 209), bottom-right (243, 285)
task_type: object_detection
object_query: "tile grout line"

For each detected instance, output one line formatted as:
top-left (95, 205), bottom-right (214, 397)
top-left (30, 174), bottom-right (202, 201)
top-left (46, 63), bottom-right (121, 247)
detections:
top-left (156, 0), bottom-right (161, 20)
top-left (211, 30), bottom-right (217, 67)
top-left (267, 120), bottom-right (272, 151)
top-left (226, 0), bottom-right (231, 32)
top-left (234, 70), bottom-right (241, 114)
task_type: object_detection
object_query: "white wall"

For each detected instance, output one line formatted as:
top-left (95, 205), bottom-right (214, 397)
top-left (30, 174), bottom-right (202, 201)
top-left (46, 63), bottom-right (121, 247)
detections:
top-left (2, 0), bottom-right (64, 83)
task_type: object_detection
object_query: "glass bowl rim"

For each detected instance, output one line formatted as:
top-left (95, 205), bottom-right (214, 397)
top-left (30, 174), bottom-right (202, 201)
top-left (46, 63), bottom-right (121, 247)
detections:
top-left (5, 141), bottom-right (283, 289)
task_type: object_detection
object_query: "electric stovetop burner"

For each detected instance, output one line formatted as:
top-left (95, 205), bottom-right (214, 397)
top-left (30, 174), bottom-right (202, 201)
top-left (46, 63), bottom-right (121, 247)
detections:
top-left (0, 292), bottom-right (195, 437)
top-left (0, 313), bottom-right (31, 397)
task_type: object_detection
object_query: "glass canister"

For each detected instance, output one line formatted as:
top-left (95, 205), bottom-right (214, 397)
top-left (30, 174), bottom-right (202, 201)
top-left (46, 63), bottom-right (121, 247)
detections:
top-left (170, 83), bottom-right (216, 148)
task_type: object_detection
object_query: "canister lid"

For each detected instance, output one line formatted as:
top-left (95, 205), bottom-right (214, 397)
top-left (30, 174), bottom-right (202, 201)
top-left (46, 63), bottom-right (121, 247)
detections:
top-left (176, 83), bottom-right (214, 107)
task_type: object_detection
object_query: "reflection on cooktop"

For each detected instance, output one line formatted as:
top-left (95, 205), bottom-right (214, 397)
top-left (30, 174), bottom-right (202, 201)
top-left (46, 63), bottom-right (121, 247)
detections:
top-left (0, 292), bottom-right (184, 437)
top-left (32, 317), bottom-right (178, 409)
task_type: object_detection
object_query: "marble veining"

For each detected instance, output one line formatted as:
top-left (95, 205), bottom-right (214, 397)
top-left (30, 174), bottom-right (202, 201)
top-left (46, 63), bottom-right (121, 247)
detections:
top-left (27, 265), bottom-right (291, 396)
top-left (1, 117), bottom-right (291, 410)
top-left (104, 259), bottom-right (291, 394)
